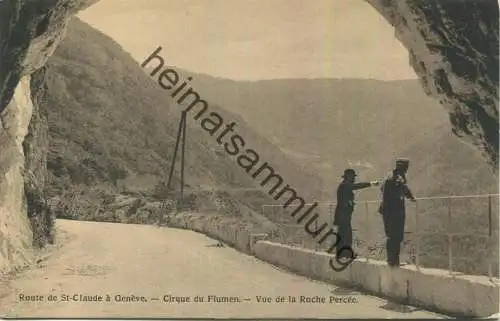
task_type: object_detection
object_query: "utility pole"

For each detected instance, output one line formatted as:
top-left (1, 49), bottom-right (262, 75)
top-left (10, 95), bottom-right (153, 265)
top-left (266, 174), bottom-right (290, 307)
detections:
top-left (166, 110), bottom-right (187, 203)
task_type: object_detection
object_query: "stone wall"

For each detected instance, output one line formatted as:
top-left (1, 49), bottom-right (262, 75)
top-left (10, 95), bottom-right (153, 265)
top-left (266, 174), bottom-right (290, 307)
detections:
top-left (167, 212), bottom-right (499, 317)
top-left (254, 240), bottom-right (499, 318)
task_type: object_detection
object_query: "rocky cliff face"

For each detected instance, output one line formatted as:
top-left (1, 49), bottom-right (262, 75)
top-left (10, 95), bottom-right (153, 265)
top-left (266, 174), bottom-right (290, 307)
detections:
top-left (367, 0), bottom-right (499, 168)
top-left (0, 0), bottom-right (97, 274)
top-left (0, 0), bottom-right (498, 273)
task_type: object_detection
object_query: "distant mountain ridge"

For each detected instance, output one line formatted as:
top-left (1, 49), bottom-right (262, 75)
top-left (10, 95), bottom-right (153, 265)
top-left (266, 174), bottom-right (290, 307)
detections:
top-left (141, 64), bottom-right (497, 200)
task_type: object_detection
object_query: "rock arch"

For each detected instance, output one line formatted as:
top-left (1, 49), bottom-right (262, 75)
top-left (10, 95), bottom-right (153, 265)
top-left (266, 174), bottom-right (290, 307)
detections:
top-left (0, 0), bottom-right (498, 272)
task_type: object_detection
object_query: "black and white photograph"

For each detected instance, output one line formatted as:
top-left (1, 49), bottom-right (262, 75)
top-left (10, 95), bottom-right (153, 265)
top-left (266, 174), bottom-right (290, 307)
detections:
top-left (0, 0), bottom-right (498, 319)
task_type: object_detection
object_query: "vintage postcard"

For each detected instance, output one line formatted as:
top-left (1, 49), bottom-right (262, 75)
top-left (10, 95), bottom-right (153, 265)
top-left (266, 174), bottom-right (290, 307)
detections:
top-left (0, 0), bottom-right (498, 319)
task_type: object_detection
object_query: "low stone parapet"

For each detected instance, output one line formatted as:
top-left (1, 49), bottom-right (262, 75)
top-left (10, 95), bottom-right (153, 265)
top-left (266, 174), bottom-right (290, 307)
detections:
top-left (253, 240), bottom-right (499, 318)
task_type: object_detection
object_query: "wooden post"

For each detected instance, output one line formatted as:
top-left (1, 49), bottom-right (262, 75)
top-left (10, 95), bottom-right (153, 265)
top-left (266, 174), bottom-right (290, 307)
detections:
top-left (448, 199), bottom-right (453, 275)
top-left (180, 110), bottom-right (187, 203)
top-left (166, 111), bottom-right (185, 191)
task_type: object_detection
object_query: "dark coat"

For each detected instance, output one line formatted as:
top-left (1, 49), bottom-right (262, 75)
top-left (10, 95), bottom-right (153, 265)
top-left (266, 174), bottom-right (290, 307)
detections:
top-left (378, 170), bottom-right (414, 216)
top-left (333, 181), bottom-right (371, 226)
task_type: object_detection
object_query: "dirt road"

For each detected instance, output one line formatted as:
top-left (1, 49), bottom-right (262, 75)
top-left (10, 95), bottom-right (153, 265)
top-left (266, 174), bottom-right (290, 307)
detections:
top-left (0, 219), bottom-right (446, 318)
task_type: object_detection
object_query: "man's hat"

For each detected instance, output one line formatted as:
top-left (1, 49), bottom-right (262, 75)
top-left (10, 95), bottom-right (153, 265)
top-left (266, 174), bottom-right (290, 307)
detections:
top-left (396, 157), bottom-right (410, 166)
top-left (342, 168), bottom-right (357, 178)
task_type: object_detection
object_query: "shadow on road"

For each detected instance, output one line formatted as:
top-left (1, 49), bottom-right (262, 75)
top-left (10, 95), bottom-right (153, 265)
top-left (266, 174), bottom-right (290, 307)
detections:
top-left (330, 287), bottom-right (360, 295)
top-left (379, 301), bottom-right (423, 314)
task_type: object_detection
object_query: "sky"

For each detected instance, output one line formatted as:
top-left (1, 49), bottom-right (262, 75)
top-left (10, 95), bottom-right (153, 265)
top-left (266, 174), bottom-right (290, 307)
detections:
top-left (77, 0), bottom-right (418, 81)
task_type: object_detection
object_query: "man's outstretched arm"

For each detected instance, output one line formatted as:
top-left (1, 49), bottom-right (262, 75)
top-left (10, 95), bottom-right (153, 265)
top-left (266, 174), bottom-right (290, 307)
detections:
top-left (349, 181), bottom-right (379, 191)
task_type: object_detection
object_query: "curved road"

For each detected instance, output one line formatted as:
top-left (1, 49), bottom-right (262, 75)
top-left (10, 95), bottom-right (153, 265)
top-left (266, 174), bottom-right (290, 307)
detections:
top-left (0, 219), bottom-right (446, 318)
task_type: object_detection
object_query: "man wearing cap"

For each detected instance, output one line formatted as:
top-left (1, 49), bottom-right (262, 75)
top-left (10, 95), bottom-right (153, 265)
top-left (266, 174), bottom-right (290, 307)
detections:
top-left (379, 158), bottom-right (416, 267)
top-left (333, 168), bottom-right (380, 262)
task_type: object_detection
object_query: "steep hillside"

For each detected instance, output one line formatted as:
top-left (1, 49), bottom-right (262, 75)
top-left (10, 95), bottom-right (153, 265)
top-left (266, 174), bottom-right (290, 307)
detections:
top-left (41, 24), bottom-right (247, 195)
top-left (33, 18), bottom-right (328, 227)
top-left (36, 19), bottom-right (246, 212)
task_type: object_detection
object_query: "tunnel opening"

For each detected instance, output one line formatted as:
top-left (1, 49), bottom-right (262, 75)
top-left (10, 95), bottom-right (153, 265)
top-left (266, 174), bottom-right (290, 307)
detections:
top-left (71, 1), bottom-right (499, 277)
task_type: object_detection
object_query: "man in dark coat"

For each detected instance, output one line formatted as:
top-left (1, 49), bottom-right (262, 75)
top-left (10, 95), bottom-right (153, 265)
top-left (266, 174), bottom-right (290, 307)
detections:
top-left (379, 158), bottom-right (416, 267)
top-left (334, 168), bottom-right (379, 261)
